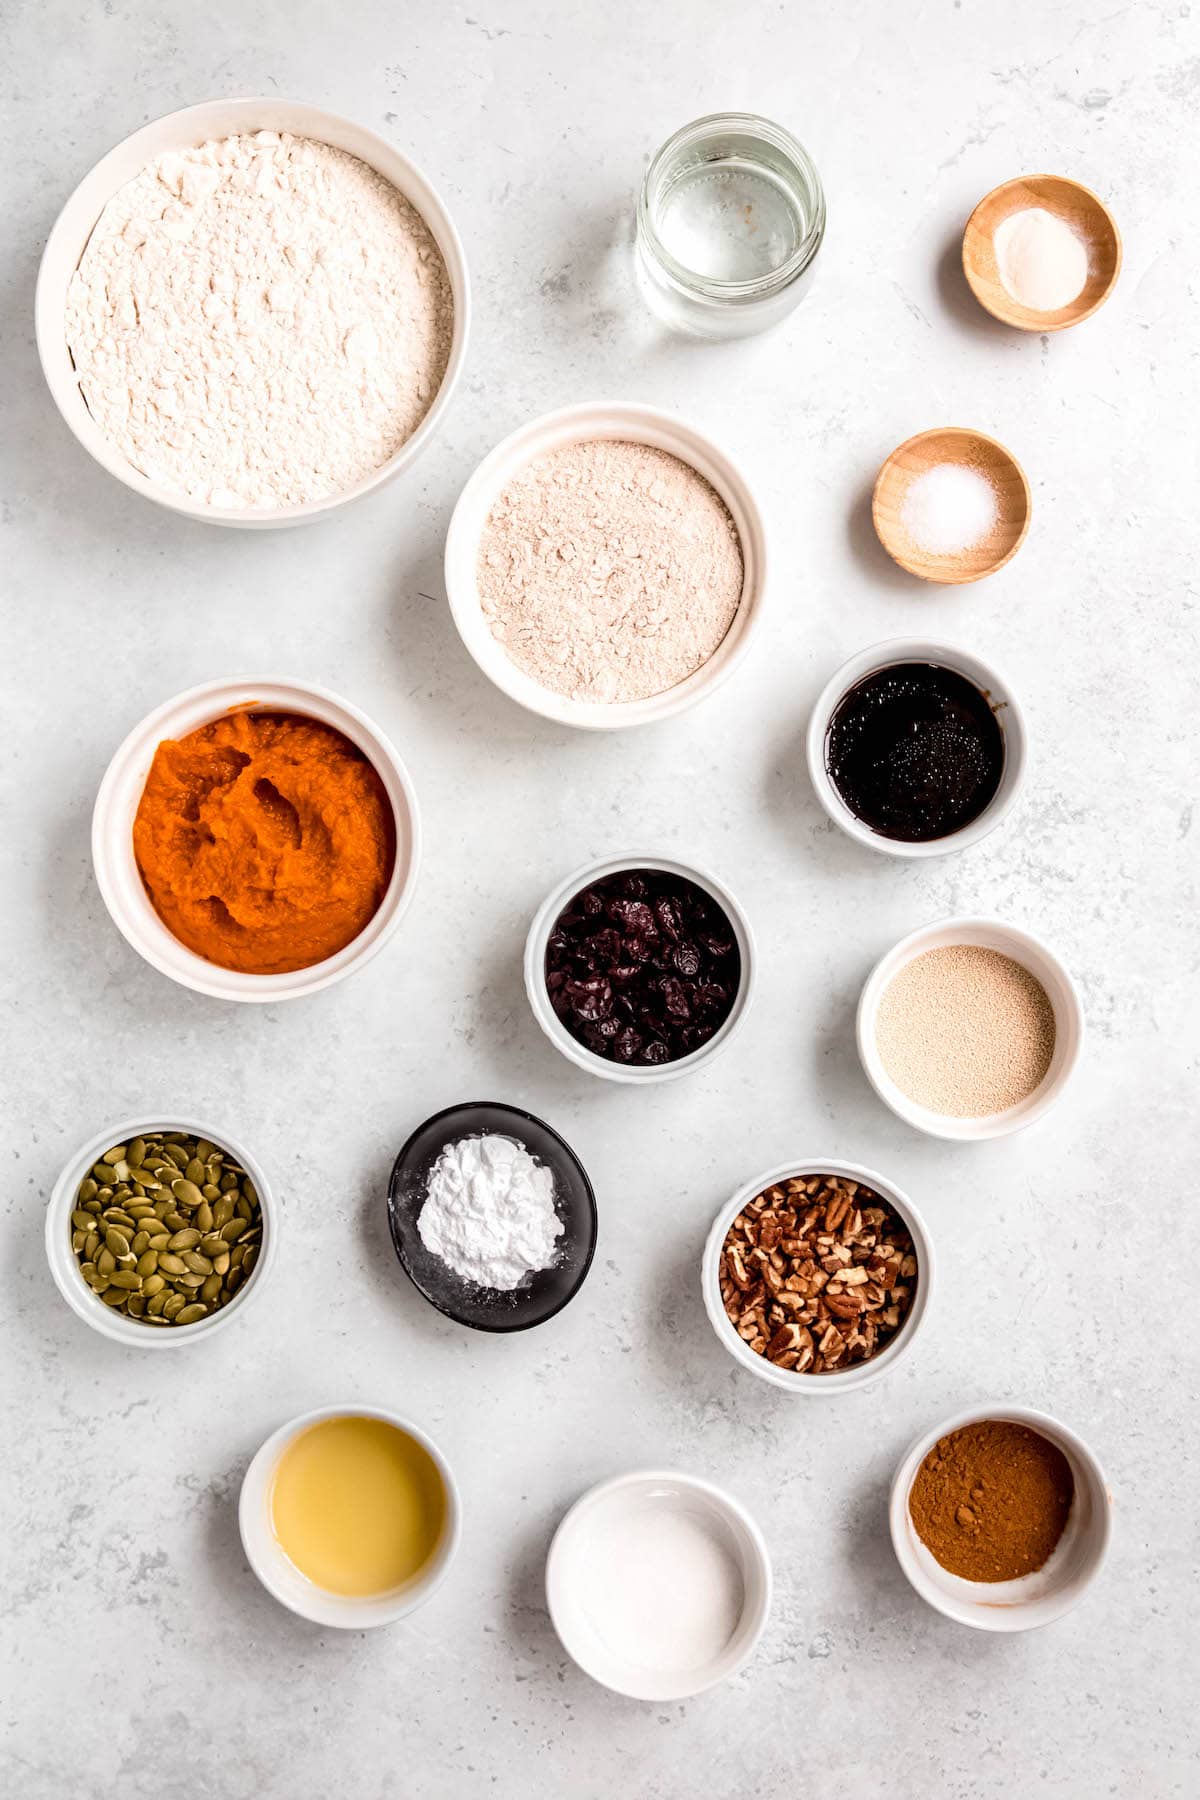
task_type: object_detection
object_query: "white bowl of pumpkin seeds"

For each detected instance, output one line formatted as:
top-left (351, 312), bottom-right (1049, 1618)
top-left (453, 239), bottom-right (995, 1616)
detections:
top-left (45, 1118), bottom-right (277, 1346)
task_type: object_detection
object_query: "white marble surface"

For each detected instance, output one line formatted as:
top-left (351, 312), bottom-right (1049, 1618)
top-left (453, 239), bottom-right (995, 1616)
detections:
top-left (3, 2), bottom-right (1198, 1795)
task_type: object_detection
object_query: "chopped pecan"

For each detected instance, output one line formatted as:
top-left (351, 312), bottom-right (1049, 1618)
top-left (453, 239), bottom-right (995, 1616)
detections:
top-left (719, 1171), bottom-right (918, 1374)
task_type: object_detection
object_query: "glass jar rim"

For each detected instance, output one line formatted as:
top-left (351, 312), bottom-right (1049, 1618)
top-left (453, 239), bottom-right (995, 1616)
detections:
top-left (637, 112), bottom-right (827, 304)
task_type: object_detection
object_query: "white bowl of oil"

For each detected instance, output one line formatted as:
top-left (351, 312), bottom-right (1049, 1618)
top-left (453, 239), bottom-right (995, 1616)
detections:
top-left (239, 1406), bottom-right (461, 1628)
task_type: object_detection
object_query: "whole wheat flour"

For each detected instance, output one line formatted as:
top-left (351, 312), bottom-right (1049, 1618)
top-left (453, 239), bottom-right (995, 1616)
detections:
top-left (477, 438), bottom-right (744, 703)
top-left (65, 130), bottom-right (453, 508)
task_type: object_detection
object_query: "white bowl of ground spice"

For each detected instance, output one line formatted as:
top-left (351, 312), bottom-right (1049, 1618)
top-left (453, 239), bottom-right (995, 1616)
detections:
top-left (37, 98), bottom-right (468, 526)
top-left (889, 1406), bottom-right (1112, 1631)
top-left (857, 916), bottom-right (1084, 1141)
top-left (444, 402), bottom-right (767, 728)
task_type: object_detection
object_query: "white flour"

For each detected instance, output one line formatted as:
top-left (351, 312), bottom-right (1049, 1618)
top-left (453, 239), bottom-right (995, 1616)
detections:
top-left (418, 1135), bottom-right (563, 1291)
top-left (477, 438), bottom-right (744, 703)
top-left (65, 130), bottom-right (453, 508)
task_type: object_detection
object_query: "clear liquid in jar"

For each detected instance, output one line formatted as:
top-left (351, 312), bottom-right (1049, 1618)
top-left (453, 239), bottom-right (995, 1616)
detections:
top-left (655, 156), bottom-right (809, 283)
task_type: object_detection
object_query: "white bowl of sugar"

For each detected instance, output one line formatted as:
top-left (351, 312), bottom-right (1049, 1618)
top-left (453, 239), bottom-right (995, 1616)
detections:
top-left (856, 916), bottom-right (1084, 1141)
top-left (444, 401), bottom-right (768, 728)
top-left (545, 1469), bottom-right (772, 1699)
top-left (36, 97), bottom-right (469, 527)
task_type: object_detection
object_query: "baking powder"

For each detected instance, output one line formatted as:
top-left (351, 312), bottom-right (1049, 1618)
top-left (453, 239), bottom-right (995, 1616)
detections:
top-left (477, 438), bottom-right (744, 703)
top-left (993, 207), bottom-right (1089, 313)
top-left (417, 1135), bottom-right (562, 1291)
top-left (65, 130), bottom-right (453, 508)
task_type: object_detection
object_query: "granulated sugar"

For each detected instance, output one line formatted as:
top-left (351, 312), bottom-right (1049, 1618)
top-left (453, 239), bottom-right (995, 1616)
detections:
top-left (875, 944), bottom-right (1056, 1117)
top-left (477, 439), bottom-right (744, 703)
top-left (65, 131), bottom-right (453, 508)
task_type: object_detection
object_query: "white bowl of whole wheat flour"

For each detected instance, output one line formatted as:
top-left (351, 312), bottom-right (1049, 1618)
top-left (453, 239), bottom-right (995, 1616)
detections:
top-left (857, 916), bottom-right (1084, 1141)
top-left (444, 402), bottom-right (767, 728)
top-left (36, 98), bottom-right (469, 527)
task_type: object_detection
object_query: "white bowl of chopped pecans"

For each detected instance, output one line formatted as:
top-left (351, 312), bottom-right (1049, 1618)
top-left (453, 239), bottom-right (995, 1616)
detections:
top-left (702, 1161), bottom-right (933, 1393)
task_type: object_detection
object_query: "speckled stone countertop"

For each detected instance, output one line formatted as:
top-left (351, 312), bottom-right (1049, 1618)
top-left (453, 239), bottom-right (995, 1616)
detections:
top-left (2, 2), bottom-right (1197, 1795)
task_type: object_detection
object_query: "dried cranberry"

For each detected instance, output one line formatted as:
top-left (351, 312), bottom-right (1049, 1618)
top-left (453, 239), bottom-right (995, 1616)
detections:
top-left (543, 866), bottom-right (741, 1068)
top-left (608, 897), bottom-right (655, 936)
top-left (672, 942), bottom-right (701, 977)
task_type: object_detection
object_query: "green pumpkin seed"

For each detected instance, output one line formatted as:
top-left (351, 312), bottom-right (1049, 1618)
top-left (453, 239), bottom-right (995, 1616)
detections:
top-left (221, 1218), bottom-right (248, 1244)
top-left (172, 1178), bottom-right (204, 1209)
top-left (127, 1138), bottom-right (146, 1167)
top-left (163, 1144), bottom-right (189, 1168)
top-left (195, 1139), bottom-right (215, 1161)
top-left (84, 1268), bottom-right (109, 1292)
top-left (85, 1231), bottom-right (100, 1262)
top-left (148, 1233), bottom-right (170, 1251)
top-left (104, 1227), bottom-right (130, 1258)
top-left (78, 1177), bottom-right (98, 1202)
top-left (147, 1291), bottom-right (168, 1315)
top-left (220, 1172), bottom-right (239, 1193)
top-left (181, 1250), bottom-right (212, 1274)
top-left (108, 1270), bottom-right (141, 1290)
top-left (162, 1293), bottom-right (185, 1320)
top-left (71, 1209), bottom-right (95, 1231)
top-left (101, 1288), bottom-right (129, 1308)
top-left (156, 1253), bottom-right (186, 1275)
top-left (97, 1248), bottom-right (116, 1276)
top-left (92, 1162), bottom-right (119, 1184)
top-left (242, 1244), bottom-right (259, 1276)
top-left (200, 1274), bottom-right (222, 1304)
top-left (213, 1250), bottom-right (231, 1276)
top-left (213, 1196), bottom-right (235, 1228)
top-left (126, 1293), bottom-right (147, 1317)
top-left (196, 1202), bottom-right (214, 1233)
top-left (72, 1229), bottom-right (86, 1252)
top-left (166, 1228), bottom-right (200, 1250)
top-left (131, 1231), bottom-right (150, 1256)
top-left (142, 1274), bottom-right (165, 1298)
top-left (136, 1251), bottom-right (158, 1277)
top-left (174, 1303), bottom-right (207, 1325)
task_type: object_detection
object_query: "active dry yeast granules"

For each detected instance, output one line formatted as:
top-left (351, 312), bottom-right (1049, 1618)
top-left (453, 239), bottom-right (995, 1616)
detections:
top-left (66, 130), bottom-right (453, 508)
top-left (875, 944), bottom-right (1056, 1117)
top-left (477, 438), bottom-right (744, 703)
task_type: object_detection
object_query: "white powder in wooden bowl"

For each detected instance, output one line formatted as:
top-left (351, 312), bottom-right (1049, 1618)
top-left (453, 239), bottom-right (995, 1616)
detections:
top-left (875, 945), bottom-right (1056, 1117)
top-left (476, 438), bottom-right (744, 704)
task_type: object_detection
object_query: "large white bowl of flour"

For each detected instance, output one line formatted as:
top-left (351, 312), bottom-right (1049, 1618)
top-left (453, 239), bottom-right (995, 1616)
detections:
top-left (36, 98), bottom-right (469, 528)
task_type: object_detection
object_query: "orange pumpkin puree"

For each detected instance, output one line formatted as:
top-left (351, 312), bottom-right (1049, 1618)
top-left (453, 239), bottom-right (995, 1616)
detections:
top-left (133, 711), bottom-right (395, 975)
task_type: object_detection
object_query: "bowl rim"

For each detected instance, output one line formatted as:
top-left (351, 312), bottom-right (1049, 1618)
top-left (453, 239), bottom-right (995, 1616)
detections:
top-left (871, 429), bottom-right (1032, 583)
top-left (544, 1467), bottom-right (773, 1699)
top-left (962, 173), bottom-right (1123, 333)
top-left (523, 851), bottom-right (757, 1084)
top-left (888, 1402), bottom-right (1113, 1631)
top-left (91, 674), bottom-right (422, 1003)
top-left (805, 635), bottom-right (1029, 859)
top-left (35, 95), bottom-right (470, 528)
top-left (237, 1403), bottom-right (462, 1628)
top-left (45, 1114), bottom-right (278, 1347)
top-left (856, 914), bottom-right (1085, 1141)
top-left (443, 399), bottom-right (768, 730)
top-left (701, 1158), bottom-right (934, 1394)
top-left (386, 1099), bottom-right (599, 1333)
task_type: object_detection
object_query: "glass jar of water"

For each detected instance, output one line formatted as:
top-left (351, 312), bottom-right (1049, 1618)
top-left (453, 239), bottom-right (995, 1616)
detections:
top-left (636, 114), bottom-right (826, 338)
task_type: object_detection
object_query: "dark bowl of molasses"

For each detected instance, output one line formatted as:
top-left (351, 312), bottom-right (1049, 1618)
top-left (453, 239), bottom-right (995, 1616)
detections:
top-left (806, 640), bottom-right (1027, 857)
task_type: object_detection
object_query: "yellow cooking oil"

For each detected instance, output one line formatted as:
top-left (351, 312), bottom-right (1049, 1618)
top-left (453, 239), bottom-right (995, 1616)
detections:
top-left (269, 1415), bottom-right (446, 1596)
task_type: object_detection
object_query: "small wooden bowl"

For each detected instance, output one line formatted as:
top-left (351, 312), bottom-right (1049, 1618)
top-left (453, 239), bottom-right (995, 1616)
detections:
top-left (962, 175), bottom-right (1121, 331)
top-left (872, 427), bottom-right (1031, 585)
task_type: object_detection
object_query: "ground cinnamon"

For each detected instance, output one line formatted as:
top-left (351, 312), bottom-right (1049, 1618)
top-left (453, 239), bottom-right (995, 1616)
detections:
top-left (909, 1419), bottom-right (1074, 1581)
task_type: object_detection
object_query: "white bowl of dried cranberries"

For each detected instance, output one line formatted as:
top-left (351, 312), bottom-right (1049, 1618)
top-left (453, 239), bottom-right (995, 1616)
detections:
top-left (701, 1160), bottom-right (934, 1393)
top-left (524, 853), bottom-right (756, 1084)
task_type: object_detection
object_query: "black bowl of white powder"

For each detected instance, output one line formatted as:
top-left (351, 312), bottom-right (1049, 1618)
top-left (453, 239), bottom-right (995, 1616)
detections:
top-left (387, 1102), bottom-right (598, 1331)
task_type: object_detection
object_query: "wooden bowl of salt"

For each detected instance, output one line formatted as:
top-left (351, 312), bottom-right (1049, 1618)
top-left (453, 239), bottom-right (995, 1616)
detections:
top-left (872, 428), bottom-right (1031, 585)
